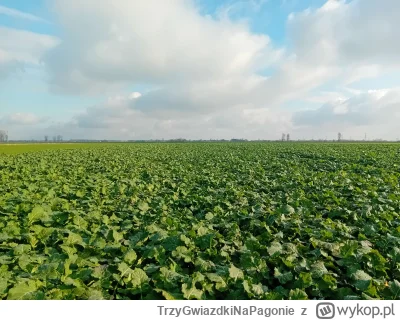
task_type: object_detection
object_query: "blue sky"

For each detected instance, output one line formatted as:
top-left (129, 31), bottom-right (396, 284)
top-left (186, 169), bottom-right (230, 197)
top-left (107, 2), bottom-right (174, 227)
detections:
top-left (196, 0), bottom-right (327, 45)
top-left (0, 0), bottom-right (55, 34)
top-left (1, 0), bottom-right (400, 140)
top-left (0, 0), bottom-right (100, 121)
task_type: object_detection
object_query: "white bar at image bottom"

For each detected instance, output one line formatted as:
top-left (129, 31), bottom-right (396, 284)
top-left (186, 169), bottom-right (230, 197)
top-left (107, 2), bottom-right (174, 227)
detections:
top-left (1, 300), bottom-right (399, 320)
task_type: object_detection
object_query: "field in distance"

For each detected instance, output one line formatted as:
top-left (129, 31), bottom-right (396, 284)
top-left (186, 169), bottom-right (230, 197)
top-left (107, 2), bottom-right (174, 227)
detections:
top-left (0, 143), bottom-right (117, 155)
top-left (0, 142), bottom-right (399, 300)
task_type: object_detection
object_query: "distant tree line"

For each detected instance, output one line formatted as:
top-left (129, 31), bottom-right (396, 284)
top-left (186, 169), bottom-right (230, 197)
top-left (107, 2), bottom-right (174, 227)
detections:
top-left (0, 130), bottom-right (8, 142)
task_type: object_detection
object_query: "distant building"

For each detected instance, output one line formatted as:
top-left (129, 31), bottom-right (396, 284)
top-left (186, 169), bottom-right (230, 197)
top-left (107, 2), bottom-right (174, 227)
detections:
top-left (287, 134), bottom-right (290, 141)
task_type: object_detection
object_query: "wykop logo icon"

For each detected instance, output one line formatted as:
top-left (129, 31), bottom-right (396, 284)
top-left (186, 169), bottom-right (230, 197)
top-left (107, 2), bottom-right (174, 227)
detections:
top-left (316, 303), bottom-right (335, 319)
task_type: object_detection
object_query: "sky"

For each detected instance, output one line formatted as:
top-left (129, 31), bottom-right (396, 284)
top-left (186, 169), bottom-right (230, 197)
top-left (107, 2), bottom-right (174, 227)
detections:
top-left (1, 0), bottom-right (400, 141)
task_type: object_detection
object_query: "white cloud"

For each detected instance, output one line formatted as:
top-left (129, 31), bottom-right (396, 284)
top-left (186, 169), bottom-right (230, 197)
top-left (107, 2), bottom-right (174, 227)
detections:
top-left (0, 5), bottom-right (48, 23)
top-left (0, 112), bottom-right (47, 125)
top-left (44, 0), bottom-right (280, 95)
top-left (0, 27), bottom-right (59, 79)
top-left (240, 0), bottom-right (400, 117)
top-left (304, 91), bottom-right (348, 104)
top-left (45, 0), bottom-right (400, 104)
top-left (44, 91), bottom-right (290, 141)
top-left (288, 0), bottom-right (400, 73)
top-left (292, 88), bottom-right (400, 139)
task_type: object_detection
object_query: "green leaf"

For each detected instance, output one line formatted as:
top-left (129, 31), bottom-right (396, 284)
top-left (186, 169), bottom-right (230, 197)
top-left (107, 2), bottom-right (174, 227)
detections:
top-left (274, 267), bottom-right (293, 284)
top-left (205, 213), bottom-right (214, 220)
top-left (113, 230), bottom-right (124, 243)
top-left (172, 246), bottom-right (192, 263)
top-left (76, 190), bottom-right (85, 198)
top-left (268, 241), bottom-right (283, 256)
top-left (353, 269), bottom-right (372, 281)
top-left (65, 233), bottom-right (84, 246)
top-left (87, 289), bottom-right (104, 300)
top-left (155, 289), bottom-right (183, 300)
top-left (124, 250), bottom-right (137, 264)
top-left (206, 273), bottom-right (227, 291)
top-left (30, 225), bottom-right (54, 242)
top-left (0, 255), bottom-right (13, 265)
top-left (352, 270), bottom-right (372, 291)
top-left (229, 264), bottom-right (244, 281)
top-left (138, 202), bottom-right (150, 212)
top-left (118, 262), bottom-right (133, 278)
top-left (320, 274), bottom-right (337, 289)
top-left (389, 280), bottom-right (400, 299)
top-left (311, 261), bottom-right (328, 277)
top-left (27, 206), bottom-right (47, 225)
top-left (282, 205), bottom-right (295, 214)
top-left (130, 268), bottom-right (148, 288)
top-left (182, 283), bottom-right (204, 300)
top-left (13, 244), bottom-right (31, 255)
top-left (0, 279), bottom-right (8, 295)
top-left (289, 288), bottom-right (308, 300)
top-left (296, 272), bottom-right (313, 288)
top-left (340, 240), bottom-right (358, 258)
top-left (7, 280), bottom-right (40, 300)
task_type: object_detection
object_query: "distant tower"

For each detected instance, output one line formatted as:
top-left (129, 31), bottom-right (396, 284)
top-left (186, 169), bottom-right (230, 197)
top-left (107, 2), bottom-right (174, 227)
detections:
top-left (282, 133), bottom-right (286, 141)
top-left (338, 132), bottom-right (342, 142)
top-left (287, 133), bottom-right (290, 141)
top-left (364, 133), bottom-right (367, 141)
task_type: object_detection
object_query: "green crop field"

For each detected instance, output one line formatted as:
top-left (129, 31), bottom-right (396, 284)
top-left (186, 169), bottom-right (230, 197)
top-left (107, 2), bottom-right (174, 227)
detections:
top-left (0, 143), bottom-right (114, 155)
top-left (0, 142), bottom-right (400, 300)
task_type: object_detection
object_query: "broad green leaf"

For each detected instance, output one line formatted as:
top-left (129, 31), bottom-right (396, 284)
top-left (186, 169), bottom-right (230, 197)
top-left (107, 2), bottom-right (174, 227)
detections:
top-left (7, 280), bottom-right (40, 300)
top-left (206, 273), bottom-right (227, 291)
top-left (124, 250), bottom-right (137, 264)
top-left (172, 246), bottom-right (192, 263)
top-left (311, 261), bottom-right (328, 277)
top-left (297, 272), bottom-right (313, 288)
top-left (289, 288), bottom-right (308, 300)
top-left (113, 230), bottom-right (124, 243)
top-left (205, 213), bottom-right (214, 220)
top-left (274, 268), bottom-right (293, 284)
top-left (155, 289), bottom-right (183, 300)
top-left (389, 280), bottom-right (400, 299)
top-left (182, 283), bottom-right (204, 300)
top-left (352, 270), bottom-right (372, 291)
top-left (340, 240), bottom-right (358, 258)
top-left (282, 205), bottom-right (295, 214)
top-left (27, 206), bottom-right (47, 225)
top-left (130, 268), bottom-right (148, 288)
top-left (138, 202), bottom-right (150, 212)
top-left (87, 289), bottom-right (104, 300)
top-left (118, 262), bottom-right (133, 278)
top-left (268, 241), bottom-right (283, 256)
top-left (65, 233), bottom-right (84, 246)
top-left (229, 264), bottom-right (244, 281)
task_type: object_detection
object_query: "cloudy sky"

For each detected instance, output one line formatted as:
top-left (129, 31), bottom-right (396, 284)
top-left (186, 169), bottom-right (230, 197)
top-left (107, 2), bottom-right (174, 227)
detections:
top-left (1, 0), bottom-right (400, 141)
